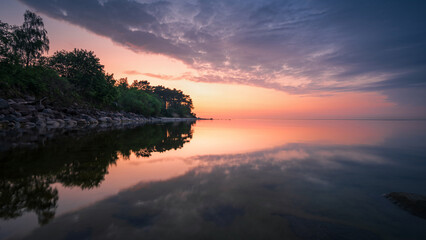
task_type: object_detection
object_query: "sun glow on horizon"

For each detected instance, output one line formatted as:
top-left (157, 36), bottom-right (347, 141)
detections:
top-left (44, 20), bottom-right (402, 119)
top-left (0, 0), bottom-right (419, 119)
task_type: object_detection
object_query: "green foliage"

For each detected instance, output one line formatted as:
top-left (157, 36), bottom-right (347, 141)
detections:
top-left (153, 85), bottom-right (195, 117)
top-left (0, 21), bottom-right (12, 60)
top-left (117, 87), bottom-right (161, 116)
top-left (116, 79), bottom-right (195, 117)
top-left (49, 49), bottom-right (117, 106)
top-left (0, 21), bottom-right (20, 64)
top-left (12, 10), bottom-right (49, 66)
top-left (131, 79), bottom-right (153, 92)
top-left (0, 62), bottom-right (73, 103)
top-left (0, 10), bottom-right (196, 117)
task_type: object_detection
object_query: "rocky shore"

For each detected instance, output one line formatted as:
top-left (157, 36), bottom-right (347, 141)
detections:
top-left (0, 97), bottom-right (195, 130)
top-left (0, 97), bottom-right (196, 151)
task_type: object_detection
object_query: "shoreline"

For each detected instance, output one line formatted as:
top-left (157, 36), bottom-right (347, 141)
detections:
top-left (0, 97), bottom-right (196, 130)
top-left (0, 97), bottom-right (197, 152)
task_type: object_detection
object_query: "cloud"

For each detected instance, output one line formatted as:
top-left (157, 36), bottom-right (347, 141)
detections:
top-left (143, 72), bottom-right (186, 80)
top-left (19, 0), bottom-right (426, 107)
top-left (124, 70), bottom-right (142, 75)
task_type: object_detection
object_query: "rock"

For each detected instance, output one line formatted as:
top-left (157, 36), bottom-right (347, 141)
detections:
top-left (54, 112), bottom-right (65, 119)
top-left (76, 119), bottom-right (88, 125)
top-left (385, 192), bottom-right (426, 219)
top-left (36, 104), bottom-right (45, 111)
top-left (16, 117), bottom-right (29, 123)
top-left (46, 120), bottom-right (60, 128)
top-left (87, 117), bottom-right (98, 124)
top-left (23, 122), bottom-right (36, 128)
top-left (55, 119), bottom-right (66, 127)
top-left (0, 98), bottom-right (9, 110)
top-left (10, 103), bottom-right (28, 112)
top-left (65, 119), bottom-right (77, 127)
top-left (24, 106), bottom-right (36, 116)
top-left (25, 96), bottom-right (35, 101)
top-left (14, 98), bottom-right (25, 103)
top-left (42, 108), bottom-right (54, 115)
top-left (98, 117), bottom-right (112, 123)
top-left (1, 109), bottom-right (9, 115)
top-left (14, 111), bottom-right (22, 117)
top-left (11, 122), bottom-right (20, 128)
top-left (36, 120), bottom-right (46, 128)
top-left (63, 108), bottom-right (75, 115)
top-left (81, 114), bottom-right (98, 124)
top-left (4, 115), bottom-right (17, 122)
top-left (33, 114), bottom-right (45, 122)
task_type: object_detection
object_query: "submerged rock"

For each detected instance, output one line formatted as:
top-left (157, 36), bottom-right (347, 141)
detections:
top-left (385, 192), bottom-right (426, 219)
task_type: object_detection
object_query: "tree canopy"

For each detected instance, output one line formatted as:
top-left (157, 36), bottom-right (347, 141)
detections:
top-left (0, 10), bottom-right (196, 117)
top-left (49, 49), bottom-right (117, 105)
top-left (12, 10), bottom-right (49, 66)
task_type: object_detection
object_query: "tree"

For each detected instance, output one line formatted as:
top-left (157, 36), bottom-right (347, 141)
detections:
top-left (118, 88), bottom-right (161, 116)
top-left (13, 10), bottom-right (49, 66)
top-left (0, 21), bottom-right (13, 61)
top-left (153, 85), bottom-right (195, 117)
top-left (49, 49), bottom-right (117, 105)
top-left (116, 77), bottom-right (129, 90)
top-left (131, 80), bottom-right (153, 92)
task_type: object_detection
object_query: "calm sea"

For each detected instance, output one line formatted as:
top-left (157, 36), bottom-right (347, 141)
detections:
top-left (1, 119), bottom-right (425, 239)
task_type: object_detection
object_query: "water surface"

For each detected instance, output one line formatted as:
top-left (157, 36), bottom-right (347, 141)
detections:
top-left (1, 120), bottom-right (426, 239)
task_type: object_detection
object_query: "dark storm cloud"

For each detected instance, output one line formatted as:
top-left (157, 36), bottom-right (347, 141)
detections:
top-left (19, 0), bottom-right (196, 62)
top-left (19, 0), bottom-right (426, 105)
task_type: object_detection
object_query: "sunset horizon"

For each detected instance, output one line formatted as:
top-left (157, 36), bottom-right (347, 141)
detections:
top-left (2, 0), bottom-right (425, 119)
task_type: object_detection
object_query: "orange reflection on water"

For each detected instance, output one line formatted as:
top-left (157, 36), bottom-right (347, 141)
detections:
top-left (53, 119), bottom-right (425, 217)
top-left (93, 119), bottom-right (398, 194)
top-left (157, 119), bottom-right (394, 157)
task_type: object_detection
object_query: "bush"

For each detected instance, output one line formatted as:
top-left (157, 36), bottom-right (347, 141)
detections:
top-left (0, 62), bottom-right (75, 104)
top-left (118, 88), bottom-right (161, 116)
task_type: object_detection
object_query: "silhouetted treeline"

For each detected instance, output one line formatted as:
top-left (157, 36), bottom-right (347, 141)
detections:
top-left (0, 11), bottom-right (195, 117)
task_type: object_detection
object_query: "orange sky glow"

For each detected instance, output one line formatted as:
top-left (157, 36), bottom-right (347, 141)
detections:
top-left (38, 18), bottom-right (398, 119)
top-left (1, 1), bottom-right (420, 119)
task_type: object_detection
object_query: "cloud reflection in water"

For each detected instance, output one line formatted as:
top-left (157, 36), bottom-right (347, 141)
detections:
top-left (23, 143), bottom-right (426, 240)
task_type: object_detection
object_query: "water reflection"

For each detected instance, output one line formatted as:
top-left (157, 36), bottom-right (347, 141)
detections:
top-left (1, 120), bottom-right (426, 240)
top-left (21, 142), bottom-right (426, 240)
top-left (0, 122), bottom-right (194, 225)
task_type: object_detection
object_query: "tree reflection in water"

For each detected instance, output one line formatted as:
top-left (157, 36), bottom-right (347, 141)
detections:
top-left (0, 122), bottom-right (195, 225)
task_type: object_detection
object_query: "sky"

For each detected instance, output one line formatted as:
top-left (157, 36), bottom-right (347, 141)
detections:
top-left (1, 0), bottom-right (425, 119)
